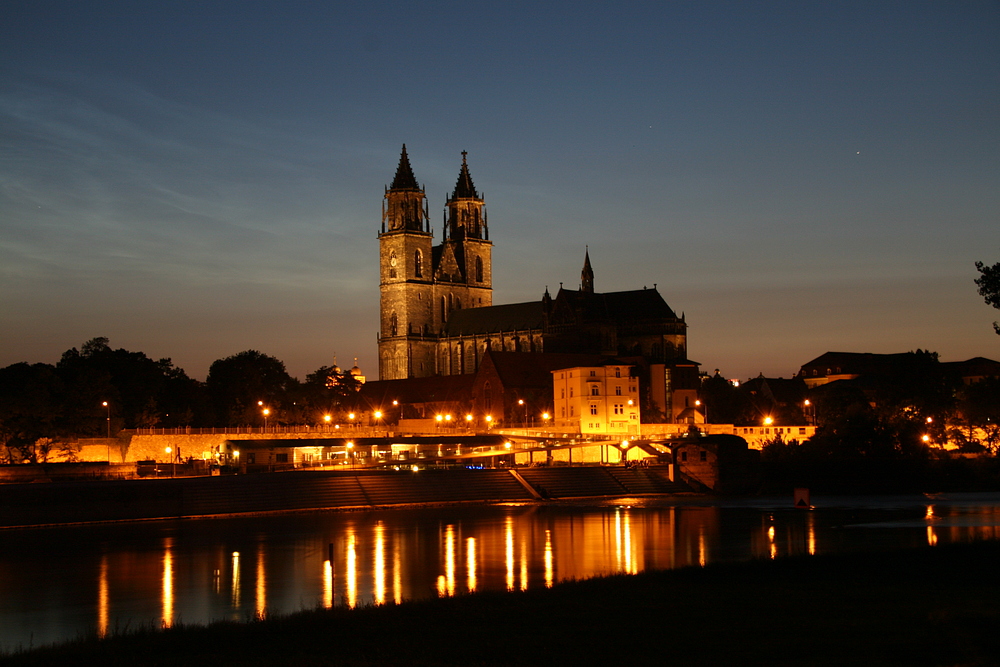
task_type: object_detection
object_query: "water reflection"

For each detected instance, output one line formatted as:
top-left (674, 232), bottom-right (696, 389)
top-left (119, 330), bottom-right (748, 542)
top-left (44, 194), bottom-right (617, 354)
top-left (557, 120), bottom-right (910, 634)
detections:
top-left (4, 494), bottom-right (1000, 649)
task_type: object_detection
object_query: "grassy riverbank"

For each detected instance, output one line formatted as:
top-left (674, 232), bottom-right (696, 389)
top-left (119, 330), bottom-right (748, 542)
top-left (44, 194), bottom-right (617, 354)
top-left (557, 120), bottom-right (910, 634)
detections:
top-left (3, 540), bottom-right (999, 666)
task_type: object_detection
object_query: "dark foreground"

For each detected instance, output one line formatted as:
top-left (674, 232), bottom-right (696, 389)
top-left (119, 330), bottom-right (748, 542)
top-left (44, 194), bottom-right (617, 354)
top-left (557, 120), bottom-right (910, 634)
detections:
top-left (3, 541), bottom-right (999, 667)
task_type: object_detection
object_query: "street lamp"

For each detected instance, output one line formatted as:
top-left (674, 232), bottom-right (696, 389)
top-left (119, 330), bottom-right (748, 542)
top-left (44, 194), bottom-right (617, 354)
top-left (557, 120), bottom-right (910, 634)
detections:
top-left (485, 415), bottom-right (493, 430)
top-left (165, 447), bottom-right (175, 477)
top-left (763, 416), bottom-right (774, 426)
top-left (346, 441), bottom-right (354, 468)
top-left (262, 408), bottom-right (270, 432)
top-left (695, 399), bottom-right (707, 424)
top-left (374, 410), bottom-right (383, 432)
top-left (102, 401), bottom-right (111, 438)
top-left (518, 399), bottom-right (527, 426)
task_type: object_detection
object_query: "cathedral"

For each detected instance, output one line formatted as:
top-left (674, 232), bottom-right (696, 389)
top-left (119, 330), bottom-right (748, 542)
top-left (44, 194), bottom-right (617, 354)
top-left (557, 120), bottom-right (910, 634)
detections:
top-left (377, 146), bottom-right (699, 420)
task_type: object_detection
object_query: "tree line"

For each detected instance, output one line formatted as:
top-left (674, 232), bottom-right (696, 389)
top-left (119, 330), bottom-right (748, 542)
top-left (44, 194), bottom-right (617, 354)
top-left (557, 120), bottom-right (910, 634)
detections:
top-left (0, 337), bottom-right (360, 462)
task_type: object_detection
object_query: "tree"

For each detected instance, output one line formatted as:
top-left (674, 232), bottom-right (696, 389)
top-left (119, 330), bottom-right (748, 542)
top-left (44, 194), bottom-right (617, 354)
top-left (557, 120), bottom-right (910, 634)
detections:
top-left (975, 258), bottom-right (1000, 335)
top-left (206, 350), bottom-right (294, 426)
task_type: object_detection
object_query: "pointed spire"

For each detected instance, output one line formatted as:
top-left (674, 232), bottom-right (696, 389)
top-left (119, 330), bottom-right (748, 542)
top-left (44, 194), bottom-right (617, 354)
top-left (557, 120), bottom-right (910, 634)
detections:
top-left (581, 246), bottom-right (594, 294)
top-left (451, 150), bottom-right (479, 199)
top-left (389, 144), bottom-right (420, 191)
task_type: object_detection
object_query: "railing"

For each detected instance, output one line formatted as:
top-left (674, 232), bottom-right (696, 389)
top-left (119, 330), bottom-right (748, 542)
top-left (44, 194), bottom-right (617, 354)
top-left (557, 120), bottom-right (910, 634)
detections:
top-left (129, 425), bottom-right (387, 437)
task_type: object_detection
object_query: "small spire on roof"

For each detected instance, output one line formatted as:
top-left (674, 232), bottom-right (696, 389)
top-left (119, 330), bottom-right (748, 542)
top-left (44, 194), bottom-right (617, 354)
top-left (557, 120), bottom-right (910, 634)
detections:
top-left (581, 247), bottom-right (594, 294)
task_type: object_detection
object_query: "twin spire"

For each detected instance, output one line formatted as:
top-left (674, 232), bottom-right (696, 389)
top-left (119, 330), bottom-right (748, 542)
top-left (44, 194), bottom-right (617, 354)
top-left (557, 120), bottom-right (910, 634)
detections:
top-left (388, 145), bottom-right (480, 202)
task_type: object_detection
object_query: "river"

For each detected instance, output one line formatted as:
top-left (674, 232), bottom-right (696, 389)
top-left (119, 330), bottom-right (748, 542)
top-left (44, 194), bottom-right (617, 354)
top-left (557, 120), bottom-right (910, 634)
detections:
top-left (3, 492), bottom-right (1000, 651)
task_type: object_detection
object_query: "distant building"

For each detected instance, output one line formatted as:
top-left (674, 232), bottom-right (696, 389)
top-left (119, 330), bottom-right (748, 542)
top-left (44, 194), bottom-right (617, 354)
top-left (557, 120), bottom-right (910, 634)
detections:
top-left (552, 364), bottom-right (641, 435)
top-left (799, 351), bottom-right (1000, 388)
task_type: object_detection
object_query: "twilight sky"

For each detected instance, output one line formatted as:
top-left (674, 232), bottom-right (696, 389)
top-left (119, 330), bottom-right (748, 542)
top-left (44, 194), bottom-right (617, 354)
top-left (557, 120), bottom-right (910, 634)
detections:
top-left (2, 1), bottom-right (998, 383)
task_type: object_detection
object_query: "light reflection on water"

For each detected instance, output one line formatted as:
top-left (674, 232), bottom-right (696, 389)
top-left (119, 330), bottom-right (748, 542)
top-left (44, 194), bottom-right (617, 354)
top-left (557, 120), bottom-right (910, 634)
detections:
top-left (3, 493), bottom-right (1000, 650)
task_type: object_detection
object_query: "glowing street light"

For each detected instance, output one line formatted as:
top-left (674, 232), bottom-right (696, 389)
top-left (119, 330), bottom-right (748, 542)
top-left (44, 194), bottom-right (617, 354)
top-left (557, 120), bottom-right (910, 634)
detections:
top-left (695, 399), bottom-right (706, 424)
top-left (485, 415), bottom-right (493, 430)
top-left (763, 416), bottom-right (774, 426)
top-left (165, 446), bottom-right (175, 477)
top-left (346, 441), bottom-right (354, 468)
top-left (262, 408), bottom-right (270, 431)
top-left (102, 401), bottom-right (111, 438)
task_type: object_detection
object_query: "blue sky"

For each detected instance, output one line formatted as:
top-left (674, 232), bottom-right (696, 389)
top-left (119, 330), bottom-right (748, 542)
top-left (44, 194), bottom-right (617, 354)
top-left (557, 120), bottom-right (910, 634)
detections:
top-left (2, 1), bottom-right (998, 382)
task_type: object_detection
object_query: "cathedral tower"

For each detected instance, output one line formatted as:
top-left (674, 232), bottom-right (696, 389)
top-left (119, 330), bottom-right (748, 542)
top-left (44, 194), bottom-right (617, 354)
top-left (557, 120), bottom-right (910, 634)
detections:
top-left (378, 147), bottom-right (493, 380)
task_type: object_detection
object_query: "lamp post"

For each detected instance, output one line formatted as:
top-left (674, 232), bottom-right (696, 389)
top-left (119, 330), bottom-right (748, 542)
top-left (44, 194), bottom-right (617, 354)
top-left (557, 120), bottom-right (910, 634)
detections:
top-left (346, 441), bottom-right (354, 469)
top-left (374, 410), bottom-right (383, 433)
top-left (485, 415), bottom-right (493, 431)
top-left (518, 399), bottom-right (527, 426)
top-left (165, 447), bottom-right (175, 477)
top-left (542, 412), bottom-right (550, 429)
top-left (262, 408), bottom-right (270, 432)
top-left (695, 399), bottom-right (707, 425)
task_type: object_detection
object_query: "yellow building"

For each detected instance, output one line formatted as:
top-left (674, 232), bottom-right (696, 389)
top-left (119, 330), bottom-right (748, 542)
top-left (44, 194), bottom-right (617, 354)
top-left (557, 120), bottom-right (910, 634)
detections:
top-left (552, 364), bottom-right (640, 435)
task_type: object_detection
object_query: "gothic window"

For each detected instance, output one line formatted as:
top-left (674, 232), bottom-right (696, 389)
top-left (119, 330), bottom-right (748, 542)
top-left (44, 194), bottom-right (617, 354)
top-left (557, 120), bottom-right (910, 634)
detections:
top-left (414, 250), bottom-right (422, 278)
top-left (389, 251), bottom-right (397, 279)
top-left (475, 256), bottom-right (483, 282)
top-left (390, 312), bottom-right (398, 336)
top-left (441, 297), bottom-right (447, 322)
top-left (484, 382), bottom-right (492, 412)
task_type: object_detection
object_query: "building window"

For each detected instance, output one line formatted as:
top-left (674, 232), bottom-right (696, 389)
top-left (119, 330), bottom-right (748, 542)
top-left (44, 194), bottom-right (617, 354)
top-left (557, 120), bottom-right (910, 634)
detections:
top-left (590, 370), bottom-right (596, 377)
top-left (414, 250), bottom-right (422, 277)
top-left (560, 407), bottom-right (566, 417)
top-left (475, 255), bottom-right (484, 282)
top-left (570, 406), bottom-right (574, 416)
top-left (246, 453), bottom-right (256, 464)
top-left (591, 385), bottom-right (599, 396)
top-left (389, 312), bottom-right (398, 336)
top-left (569, 388), bottom-right (574, 398)
top-left (590, 405), bottom-right (598, 415)
top-left (681, 451), bottom-right (687, 462)
top-left (699, 451), bottom-right (707, 462)
top-left (615, 386), bottom-right (622, 396)
top-left (613, 404), bottom-right (624, 415)
top-left (276, 453), bottom-right (289, 463)
top-left (615, 368), bottom-right (621, 378)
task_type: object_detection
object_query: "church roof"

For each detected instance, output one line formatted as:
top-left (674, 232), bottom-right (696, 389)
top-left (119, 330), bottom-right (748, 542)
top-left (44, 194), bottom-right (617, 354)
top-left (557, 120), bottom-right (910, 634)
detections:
top-left (445, 301), bottom-right (545, 336)
top-left (357, 374), bottom-right (475, 407)
top-left (450, 151), bottom-right (479, 199)
top-left (389, 144), bottom-right (420, 191)
top-left (482, 351), bottom-right (634, 389)
top-left (555, 287), bottom-right (678, 321)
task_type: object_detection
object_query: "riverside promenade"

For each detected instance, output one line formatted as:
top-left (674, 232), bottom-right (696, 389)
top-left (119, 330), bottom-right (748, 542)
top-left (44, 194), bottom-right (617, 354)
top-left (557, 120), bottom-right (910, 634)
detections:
top-left (0, 466), bottom-right (692, 528)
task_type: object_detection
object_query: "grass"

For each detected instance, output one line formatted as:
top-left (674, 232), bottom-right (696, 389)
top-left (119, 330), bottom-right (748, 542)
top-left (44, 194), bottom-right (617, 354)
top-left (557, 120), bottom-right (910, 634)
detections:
top-left (3, 541), bottom-right (1000, 666)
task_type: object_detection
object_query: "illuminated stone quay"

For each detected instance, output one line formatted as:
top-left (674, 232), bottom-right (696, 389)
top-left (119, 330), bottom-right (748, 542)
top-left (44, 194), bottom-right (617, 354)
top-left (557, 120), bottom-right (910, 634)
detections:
top-left (0, 466), bottom-right (693, 528)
